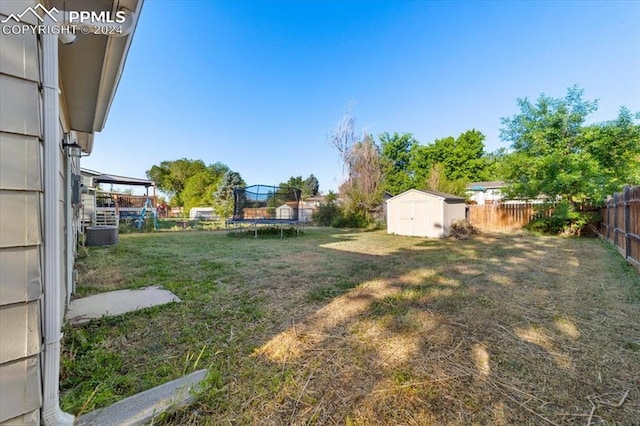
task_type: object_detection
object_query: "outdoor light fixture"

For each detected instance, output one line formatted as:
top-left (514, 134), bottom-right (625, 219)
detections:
top-left (62, 141), bottom-right (83, 158)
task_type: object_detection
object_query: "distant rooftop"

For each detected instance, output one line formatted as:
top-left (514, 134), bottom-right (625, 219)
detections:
top-left (466, 181), bottom-right (506, 191)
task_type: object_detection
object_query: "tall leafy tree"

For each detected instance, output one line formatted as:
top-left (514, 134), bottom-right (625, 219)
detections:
top-left (147, 158), bottom-right (229, 206)
top-left (283, 176), bottom-right (304, 190)
top-left (420, 131), bottom-right (487, 182)
top-left (447, 130), bottom-right (488, 181)
top-left (425, 163), bottom-right (466, 196)
top-left (380, 132), bottom-right (418, 195)
top-left (580, 107), bottom-right (640, 200)
top-left (502, 85), bottom-right (640, 204)
top-left (407, 143), bottom-right (432, 190)
top-left (303, 174), bottom-right (320, 197)
top-left (403, 130), bottom-right (489, 194)
top-left (279, 174), bottom-right (320, 198)
top-left (213, 171), bottom-right (245, 219)
top-left (180, 162), bottom-right (229, 213)
top-left (481, 148), bottom-right (509, 182)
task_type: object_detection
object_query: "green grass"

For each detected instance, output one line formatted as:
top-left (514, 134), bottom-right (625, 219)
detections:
top-left (61, 228), bottom-right (640, 423)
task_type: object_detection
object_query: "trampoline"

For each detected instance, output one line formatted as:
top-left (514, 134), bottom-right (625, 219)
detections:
top-left (226, 184), bottom-right (305, 238)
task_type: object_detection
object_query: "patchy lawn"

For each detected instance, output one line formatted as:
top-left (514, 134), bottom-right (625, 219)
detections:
top-left (61, 228), bottom-right (640, 424)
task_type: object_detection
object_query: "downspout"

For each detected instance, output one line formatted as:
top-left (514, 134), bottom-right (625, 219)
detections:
top-left (65, 136), bottom-right (73, 307)
top-left (41, 8), bottom-right (137, 425)
top-left (41, 19), bottom-right (74, 426)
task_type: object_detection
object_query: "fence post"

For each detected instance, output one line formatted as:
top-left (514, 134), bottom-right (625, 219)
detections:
top-left (601, 202), bottom-right (607, 240)
top-left (623, 185), bottom-right (631, 261)
top-left (613, 192), bottom-right (620, 246)
top-left (606, 198), bottom-right (612, 240)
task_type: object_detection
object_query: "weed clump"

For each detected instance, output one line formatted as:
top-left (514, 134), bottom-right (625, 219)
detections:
top-left (449, 219), bottom-right (479, 240)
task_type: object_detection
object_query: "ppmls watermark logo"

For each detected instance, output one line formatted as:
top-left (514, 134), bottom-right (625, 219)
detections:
top-left (1, 3), bottom-right (58, 23)
top-left (2, 3), bottom-right (127, 36)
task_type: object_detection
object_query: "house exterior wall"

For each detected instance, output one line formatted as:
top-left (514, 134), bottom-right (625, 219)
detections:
top-left (81, 189), bottom-right (96, 225)
top-left (299, 208), bottom-right (313, 223)
top-left (467, 188), bottom-right (503, 205)
top-left (80, 171), bottom-right (98, 226)
top-left (0, 1), bottom-right (44, 422)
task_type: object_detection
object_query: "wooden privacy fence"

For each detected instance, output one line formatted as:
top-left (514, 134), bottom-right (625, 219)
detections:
top-left (466, 203), bottom-right (544, 230)
top-left (600, 185), bottom-right (640, 270)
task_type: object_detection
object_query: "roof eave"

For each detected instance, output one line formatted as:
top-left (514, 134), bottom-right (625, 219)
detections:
top-left (92, 0), bottom-right (144, 132)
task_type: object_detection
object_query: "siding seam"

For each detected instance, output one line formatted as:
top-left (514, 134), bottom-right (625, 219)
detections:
top-left (0, 189), bottom-right (43, 194)
top-left (0, 353), bottom-right (40, 366)
top-left (0, 71), bottom-right (39, 83)
top-left (0, 129), bottom-right (44, 138)
top-left (0, 244), bottom-right (42, 249)
top-left (0, 299), bottom-right (42, 310)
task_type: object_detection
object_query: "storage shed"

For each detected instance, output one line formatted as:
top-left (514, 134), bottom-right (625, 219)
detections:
top-left (386, 189), bottom-right (466, 238)
top-left (190, 207), bottom-right (217, 220)
top-left (276, 203), bottom-right (297, 220)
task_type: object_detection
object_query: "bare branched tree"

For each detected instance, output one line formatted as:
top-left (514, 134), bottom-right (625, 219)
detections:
top-left (327, 102), bottom-right (358, 177)
top-left (340, 133), bottom-right (385, 213)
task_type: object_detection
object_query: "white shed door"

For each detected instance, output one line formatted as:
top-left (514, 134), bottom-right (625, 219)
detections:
top-left (397, 200), bottom-right (429, 236)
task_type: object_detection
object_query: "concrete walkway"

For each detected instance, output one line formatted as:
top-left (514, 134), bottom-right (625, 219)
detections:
top-left (66, 285), bottom-right (181, 325)
top-left (75, 369), bottom-right (208, 426)
top-left (66, 286), bottom-right (198, 424)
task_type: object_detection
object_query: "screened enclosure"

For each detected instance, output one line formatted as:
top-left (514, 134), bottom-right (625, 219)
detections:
top-left (231, 184), bottom-right (302, 223)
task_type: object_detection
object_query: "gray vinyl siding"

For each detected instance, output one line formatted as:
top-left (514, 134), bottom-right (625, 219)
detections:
top-left (0, 359), bottom-right (41, 425)
top-left (0, 409), bottom-right (40, 426)
top-left (0, 1), bottom-right (43, 423)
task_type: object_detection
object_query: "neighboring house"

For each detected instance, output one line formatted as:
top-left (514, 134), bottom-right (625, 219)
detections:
top-left (370, 191), bottom-right (394, 223)
top-left (80, 168), bottom-right (102, 227)
top-left (90, 172), bottom-right (157, 226)
top-left (303, 195), bottom-right (325, 207)
top-left (298, 201), bottom-right (315, 222)
top-left (386, 189), bottom-right (466, 238)
top-left (466, 181), bottom-right (506, 205)
top-left (170, 206), bottom-right (185, 218)
top-left (0, 1), bottom-right (142, 424)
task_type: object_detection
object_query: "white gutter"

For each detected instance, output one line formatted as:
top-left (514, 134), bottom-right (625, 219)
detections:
top-left (41, 6), bottom-right (138, 424)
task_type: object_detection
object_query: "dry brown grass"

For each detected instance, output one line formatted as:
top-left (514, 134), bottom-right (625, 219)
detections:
top-left (221, 232), bottom-right (639, 425)
top-left (68, 229), bottom-right (640, 424)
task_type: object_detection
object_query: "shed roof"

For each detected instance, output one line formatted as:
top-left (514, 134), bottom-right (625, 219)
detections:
top-left (276, 203), bottom-right (295, 210)
top-left (386, 189), bottom-right (466, 203)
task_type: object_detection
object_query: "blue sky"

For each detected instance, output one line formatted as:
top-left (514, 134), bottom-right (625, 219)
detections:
top-left (83, 0), bottom-right (640, 194)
